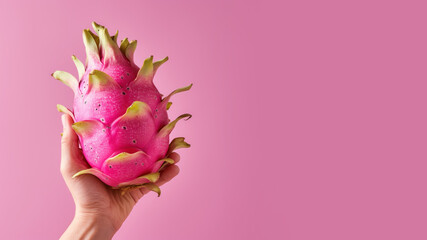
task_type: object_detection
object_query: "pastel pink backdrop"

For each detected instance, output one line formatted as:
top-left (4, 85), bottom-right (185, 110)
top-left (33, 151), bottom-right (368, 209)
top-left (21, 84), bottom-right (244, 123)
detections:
top-left (0, 0), bottom-right (426, 239)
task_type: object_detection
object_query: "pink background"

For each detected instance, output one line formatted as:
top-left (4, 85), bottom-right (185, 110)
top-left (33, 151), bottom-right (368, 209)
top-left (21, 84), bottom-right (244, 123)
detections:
top-left (0, 0), bottom-right (426, 239)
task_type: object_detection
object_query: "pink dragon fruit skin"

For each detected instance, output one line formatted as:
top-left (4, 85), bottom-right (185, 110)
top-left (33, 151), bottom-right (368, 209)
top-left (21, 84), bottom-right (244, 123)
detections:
top-left (53, 22), bottom-right (192, 193)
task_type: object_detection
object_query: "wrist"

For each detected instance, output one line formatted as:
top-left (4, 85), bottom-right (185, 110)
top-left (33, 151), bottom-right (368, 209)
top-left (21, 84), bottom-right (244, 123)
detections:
top-left (60, 212), bottom-right (116, 240)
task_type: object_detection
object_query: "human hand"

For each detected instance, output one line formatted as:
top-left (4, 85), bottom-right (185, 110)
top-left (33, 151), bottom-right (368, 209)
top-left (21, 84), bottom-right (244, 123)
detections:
top-left (59, 114), bottom-right (180, 240)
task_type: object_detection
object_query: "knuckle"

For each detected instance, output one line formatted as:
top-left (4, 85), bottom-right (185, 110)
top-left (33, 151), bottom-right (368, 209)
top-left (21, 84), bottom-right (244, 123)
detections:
top-left (60, 163), bottom-right (70, 176)
top-left (61, 136), bottom-right (70, 145)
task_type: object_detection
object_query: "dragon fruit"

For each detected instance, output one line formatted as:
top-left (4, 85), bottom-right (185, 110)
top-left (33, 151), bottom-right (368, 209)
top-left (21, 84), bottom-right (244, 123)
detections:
top-left (52, 22), bottom-right (192, 195)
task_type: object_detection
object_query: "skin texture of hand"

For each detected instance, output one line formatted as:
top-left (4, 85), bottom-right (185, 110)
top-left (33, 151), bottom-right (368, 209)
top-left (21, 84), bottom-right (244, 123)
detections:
top-left (59, 114), bottom-right (180, 240)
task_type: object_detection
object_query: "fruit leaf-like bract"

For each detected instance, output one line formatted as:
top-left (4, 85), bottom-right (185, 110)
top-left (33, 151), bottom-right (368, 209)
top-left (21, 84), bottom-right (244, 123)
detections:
top-left (53, 22), bottom-right (192, 195)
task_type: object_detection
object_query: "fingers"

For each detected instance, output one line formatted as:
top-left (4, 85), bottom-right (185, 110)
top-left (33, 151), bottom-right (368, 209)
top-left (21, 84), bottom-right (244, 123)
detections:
top-left (61, 114), bottom-right (78, 151)
top-left (156, 152), bottom-right (180, 186)
top-left (128, 188), bottom-right (145, 203)
top-left (157, 165), bottom-right (180, 187)
top-left (60, 114), bottom-right (87, 178)
top-left (168, 152), bottom-right (180, 164)
top-left (139, 165), bottom-right (180, 195)
top-left (139, 153), bottom-right (181, 195)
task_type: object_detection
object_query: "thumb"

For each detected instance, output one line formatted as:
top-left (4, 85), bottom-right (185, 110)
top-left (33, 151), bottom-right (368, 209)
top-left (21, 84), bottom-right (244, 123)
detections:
top-left (60, 114), bottom-right (86, 178)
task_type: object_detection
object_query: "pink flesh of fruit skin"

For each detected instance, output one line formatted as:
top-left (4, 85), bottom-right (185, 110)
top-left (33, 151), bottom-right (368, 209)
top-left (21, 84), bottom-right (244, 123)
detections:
top-left (53, 22), bottom-right (192, 193)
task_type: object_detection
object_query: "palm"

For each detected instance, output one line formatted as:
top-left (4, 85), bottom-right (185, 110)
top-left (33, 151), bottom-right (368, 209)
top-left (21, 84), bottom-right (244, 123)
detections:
top-left (60, 114), bottom-right (180, 231)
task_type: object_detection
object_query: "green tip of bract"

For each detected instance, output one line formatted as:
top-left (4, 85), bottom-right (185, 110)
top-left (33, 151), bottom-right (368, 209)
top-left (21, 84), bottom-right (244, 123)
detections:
top-left (72, 120), bottom-right (102, 137)
top-left (118, 172), bottom-right (161, 188)
top-left (162, 84), bottom-right (193, 107)
top-left (136, 55), bottom-right (168, 81)
top-left (124, 101), bottom-right (151, 117)
top-left (166, 102), bottom-right (173, 110)
top-left (105, 151), bottom-right (148, 165)
top-left (56, 104), bottom-right (75, 121)
top-left (89, 70), bottom-right (112, 84)
top-left (92, 22), bottom-right (123, 64)
top-left (125, 40), bottom-right (137, 62)
top-left (118, 172), bottom-right (160, 188)
top-left (159, 113), bottom-right (192, 137)
top-left (158, 157), bottom-right (176, 171)
top-left (52, 71), bottom-right (79, 93)
top-left (167, 137), bottom-right (191, 155)
top-left (141, 172), bottom-right (161, 182)
top-left (143, 183), bottom-right (161, 197)
top-left (153, 56), bottom-right (169, 71)
top-left (173, 83), bottom-right (193, 95)
top-left (82, 29), bottom-right (100, 63)
top-left (71, 55), bottom-right (85, 80)
top-left (119, 182), bottom-right (161, 197)
top-left (138, 56), bottom-right (154, 78)
top-left (71, 122), bottom-right (88, 133)
top-left (120, 38), bottom-right (129, 53)
top-left (72, 169), bottom-right (93, 178)
top-left (56, 104), bottom-right (64, 112)
top-left (88, 70), bottom-right (119, 92)
top-left (112, 30), bottom-right (119, 43)
top-left (163, 158), bottom-right (176, 164)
